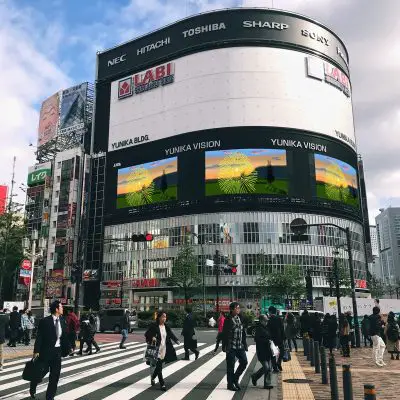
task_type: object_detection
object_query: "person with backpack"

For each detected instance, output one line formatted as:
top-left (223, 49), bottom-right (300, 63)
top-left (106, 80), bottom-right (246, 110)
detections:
top-left (361, 315), bottom-right (373, 347)
top-left (384, 311), bottom-right (400, 360)
top-left (322, 313), bottom-right (337, 354)
top-left (300, 310), bottom-right (311, 338)
top-left (284, 313), bottom-right (298, 352)
top-left (339, 315), bottom-right (350, 358)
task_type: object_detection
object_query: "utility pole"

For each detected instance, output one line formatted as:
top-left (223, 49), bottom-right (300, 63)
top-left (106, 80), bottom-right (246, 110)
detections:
top-left (215, 250), bottom-right (220, 313)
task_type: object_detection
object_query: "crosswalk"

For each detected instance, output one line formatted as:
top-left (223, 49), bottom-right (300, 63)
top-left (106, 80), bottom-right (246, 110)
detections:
top-left (0, 341), bottom-right (258, 400)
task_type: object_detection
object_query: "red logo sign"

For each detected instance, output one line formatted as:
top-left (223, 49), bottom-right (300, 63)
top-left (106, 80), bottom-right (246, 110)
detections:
top-left (355, 279), bottom-right (367, 289)
top-left (118, 77), bottom-right (133, 99)
top-left (21, 259), bottom-right (32, 270)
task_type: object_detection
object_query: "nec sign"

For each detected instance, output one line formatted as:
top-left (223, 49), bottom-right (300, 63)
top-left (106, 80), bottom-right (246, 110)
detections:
top-left (108, 54), bottom-right (127, 67)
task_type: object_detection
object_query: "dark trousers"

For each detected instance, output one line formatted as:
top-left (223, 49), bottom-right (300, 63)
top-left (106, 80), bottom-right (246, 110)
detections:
top-left (68, 332), bottom-right (76, 351)
top-left (252, 360), bottom-right (272, 387)
top-left (350, 331), bottom-right (355, 347)
top-left (23, 329), bottom-right (32, 345)
top-left (8, 328), bottom-right (19, 346)
top-left (340, 335), bottom-right (350, 357)
top-left (151, 359), bottom-right (165, 386)
top-left (287, 338), bottom-right (297, 352)
top-left (215, 332), bottom-right (223, 351)
top-left (364, 334), bottom-right (373, 347)
top-left (30, 348), bottom-right (61, 400)
top-left (226, 348), bottom-right (248, 386)
top-left (183, 336), bottom-right (198, 359)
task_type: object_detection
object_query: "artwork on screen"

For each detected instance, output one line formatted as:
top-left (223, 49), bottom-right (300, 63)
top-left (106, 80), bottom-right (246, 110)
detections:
top-left (314, 154), bottom-right (358, 207)
top-left (205, 149), bottom-right (288, 196)
top-left (117, 157), bottom-right (177, 208)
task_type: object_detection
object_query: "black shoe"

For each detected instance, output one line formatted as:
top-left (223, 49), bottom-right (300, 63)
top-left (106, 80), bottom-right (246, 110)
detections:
top-left (120, 346), bottom-right (127, 349)
top-left (77, 351), bottom-right (83, 355)
top-left (227, 385), bottom-right (238, 392)
top-left (278, 365), bottom-right (283, 371)
top-left (87, 351), bottom-right (92, 355)
top-left (151, 379), bottom-right (155, 386)
top-left (195, 351), bottom-right (200, 360)
top-left (251, 374), bottom-right (257, 387)
top-left (84, 349), bottom-right (89, 353)
top-left (160, 385), bottom-right (167, 391)
top-left (233, 381), bottom-right (241, 390)
top-left (273, 368), bottom-right (279, 373)
top-left (182, 357), bottom-right (190, 361)
top-left (264, 385), bottom-right (274, 389)
top-left (29, 389), bottom-right (36, 398)
top-left (95, 348), bottom-right (101, 353)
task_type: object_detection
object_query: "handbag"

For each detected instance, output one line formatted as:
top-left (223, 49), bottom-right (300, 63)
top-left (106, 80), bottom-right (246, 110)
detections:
top-left (283, 342), bottom-right (291, 362)
top-left (144, 339), bottom-right (159, 366)
top-left (22, 357), bottom-right (47, 382)
top-left (270, 340), bottom-right (280, 360)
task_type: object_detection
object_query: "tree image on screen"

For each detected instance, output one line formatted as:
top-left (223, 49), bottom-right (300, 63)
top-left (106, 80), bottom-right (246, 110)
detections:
top-left (314, 154), bottom-right (358, 207)
top-left (117, 157), bottom-right (178, 208)
top-left (205, 149), bottom-right (288, 196)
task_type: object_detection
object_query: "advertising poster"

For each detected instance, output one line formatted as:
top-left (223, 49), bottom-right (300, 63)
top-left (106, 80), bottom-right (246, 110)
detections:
top-left (45, 276), bottom-right (63, 298)
top-left (38, 92), bottom-right (59, 146)
top-left (27, 162), bottom-right (52, 187)
top-left (59, 83), bottom-right (87, 134)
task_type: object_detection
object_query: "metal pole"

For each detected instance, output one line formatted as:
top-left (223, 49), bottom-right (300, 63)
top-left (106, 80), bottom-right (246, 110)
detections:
top-left (215, 250), bottom-right (220, 314)
top-left (334, 257), bottom-right (342, 318)
top-left (364, 384), bottom-right (376, 400)
top-left (305, 338), bottom-right (310, 360)
top-left (314, 341), bottom-right (321, 373)
top-left (120, 269), bottom-right (124, 306)
top-left (201, 243), bottom-right (206, 320)
top-left (346, 227), bottom-right (360, 348)
top-left (27, 238), bottom-right (36, 310)
top-left (343, 364), bottom-right (353, 400)
top-left (329, 354), bottom-right (339, 400)
top-left (310, 338), bottom-right (315, 367)
top-left (320, 346), bottom-right (328, 384)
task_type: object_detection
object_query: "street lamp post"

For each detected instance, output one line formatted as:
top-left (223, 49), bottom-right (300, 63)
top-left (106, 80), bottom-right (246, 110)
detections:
top-left (332, 247), bottom-right (342, 319)
top-left (22, 230), bottom-right (46, 310)
top-left (190, 232), bottom-right (206, 319)
top-left (290, 219), bottom-right (361, 348)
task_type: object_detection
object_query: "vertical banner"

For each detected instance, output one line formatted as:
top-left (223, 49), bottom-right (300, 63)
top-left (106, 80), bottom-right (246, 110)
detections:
top-left (59, 83), bottom-right (87, 134)
top-left (38, 92), bottom-right (60, 146)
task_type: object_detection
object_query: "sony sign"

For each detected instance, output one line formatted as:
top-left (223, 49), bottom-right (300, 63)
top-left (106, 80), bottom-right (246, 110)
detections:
top-left (108, 54), bottom-right (127, 67)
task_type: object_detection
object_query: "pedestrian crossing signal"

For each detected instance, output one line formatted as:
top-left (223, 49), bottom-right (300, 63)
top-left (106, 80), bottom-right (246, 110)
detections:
top-left (131, 233), bottom-right (153, 242)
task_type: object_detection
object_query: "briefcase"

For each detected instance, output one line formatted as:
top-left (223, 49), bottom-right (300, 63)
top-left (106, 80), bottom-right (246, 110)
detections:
top-left (22, 357), bottom-right (47, 382)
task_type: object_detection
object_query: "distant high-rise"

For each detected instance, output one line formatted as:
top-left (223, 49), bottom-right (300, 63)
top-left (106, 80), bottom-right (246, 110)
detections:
top-left (368, 225), bottom-right (382, 280)
top-left (376, 208), bottom-right (400, 284)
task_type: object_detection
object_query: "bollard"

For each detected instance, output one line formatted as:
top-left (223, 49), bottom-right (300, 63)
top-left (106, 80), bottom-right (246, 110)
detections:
top-left (314, 341), bottom-right (321, 373)
top-left (310, 338), bottom-right (315, 367)
top-left (343, 364), bottom-right (353, 400)
top-left (364, 384), bottom-right (376, 400)
top-left (305, 338), bottom-right (310, 359)
top-left (320, 346), bottom-right (328, 384)
top-left (302, 337), bottom-right (306, 356)
top-left (329, 354), bottom-right (339, 400)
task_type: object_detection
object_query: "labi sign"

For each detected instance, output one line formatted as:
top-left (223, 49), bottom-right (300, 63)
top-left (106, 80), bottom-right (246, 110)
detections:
top-left (27, 167), bottom-right (51, 187)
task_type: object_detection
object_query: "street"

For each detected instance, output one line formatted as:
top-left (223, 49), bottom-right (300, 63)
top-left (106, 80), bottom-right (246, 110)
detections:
top-left (0, 330), bottom-right (270, 400)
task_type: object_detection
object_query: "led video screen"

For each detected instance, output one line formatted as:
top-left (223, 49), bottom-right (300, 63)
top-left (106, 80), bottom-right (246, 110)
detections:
top-left (205, 149), bottom-right (288, 196)
top-left (314, 154), bottom-right (358, 207)
top-left (117, 157), bottom-right (178, 208)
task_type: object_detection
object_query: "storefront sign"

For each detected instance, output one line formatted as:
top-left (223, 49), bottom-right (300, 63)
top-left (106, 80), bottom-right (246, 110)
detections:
top-left (131, 278), bottom-right (160, 288)
top-left (355, 279), bottom-right (367, 289)
top-left (27, 162), bottom-right (52, 187)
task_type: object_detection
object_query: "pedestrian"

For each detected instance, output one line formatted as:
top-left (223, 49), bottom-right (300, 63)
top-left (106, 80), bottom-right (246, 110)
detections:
top-left (214, 311), bottom-right (225, 353)
top-left (181, 307), bottom-right (199, 360)
top-left (222, 302), bottom-right (248, 391)
top-left (145, 311), bottom-right (180, 391)
top-left (384, 311), bottom-right (400, 360)
top-left (312, 313), bottom-right (323, 345)
top-left (0, 308), bottom-right (8, 371)
top-left (346, 311), bottom-right (356, 348)
top-left (7, 306), bottom-right (21, 347)
top-left (251, 314), bottom-right (273, 389)
top-left (284, 312), bottom-right (298, 352)
top-left (29, 300), bottom-right (71, 399)
top-left (77, 315), bottom-right (91, 355)
top-left (361, 315), bottom-right (373, 347)
top-left (65, 309), bottom-right (80, 355)
top-left (17, 309), bottom-right (25, 343)
top-left (267, 306), bottom-right (285, 372)
top-left (339, 315), bottom-right (350, 358)
top-left (87, 314), bottom-right (100, 354)
top-left (369, 306), bottom-right (386, 367)
top-left (120, 310), bottom-right (130, 349)
top-left (21, 309), bottom-right (35, 346)
top-left (300, 309), bottom-right (311, 338)
top-left (322, 313), bottom-right (337, 354)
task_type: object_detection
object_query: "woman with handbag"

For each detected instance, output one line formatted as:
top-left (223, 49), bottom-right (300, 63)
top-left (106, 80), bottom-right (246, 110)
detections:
top-left (145, 311), bottom-right (180, 391)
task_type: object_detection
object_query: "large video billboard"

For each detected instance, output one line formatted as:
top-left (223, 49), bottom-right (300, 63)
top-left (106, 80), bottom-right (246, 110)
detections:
top-left (104, 127), bottom-right (360, 225)
top-left (59, 83), bottom-right (88, 134)
top-left (108, 47), bottom-right (354, 153)
top-left (38, 92), bottom-right (60, 147)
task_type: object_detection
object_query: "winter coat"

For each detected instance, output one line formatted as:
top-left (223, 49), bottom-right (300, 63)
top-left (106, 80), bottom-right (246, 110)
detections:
top-left (222, 314), bottom-right (248, 353)
top-left (217, 316), bottom-right (225, 333)
top-left (181, 314), bottom-right (196, 338)
top-left (284, 320), bottom-right (299, 340)
top-left (121, 313), bottom-right (130, 330)
top-left (66, 312), bottom-right (80, 334)
top-left (9, 311), bottom-right (21, 330)
top-left (384, 322), bottom-right (400, 353)
top-left (267, 315), bottom-right (285, 346)
top-left (0, 312), bottom-right (8, 344)
top-left (322, 317), bottom-right (337, 349)
top-left (312, 318), bottom-right (323, 344)
top-left (254, 324), bottom-right (273, 362)
top-left (369, 313), bottom-right (382, 337)
top-left (300, 312), bottom-right (311, 335)
top-left (361, 317), bottom-right (371, 336)
top-left (145, 322), bottom-right (179, 363)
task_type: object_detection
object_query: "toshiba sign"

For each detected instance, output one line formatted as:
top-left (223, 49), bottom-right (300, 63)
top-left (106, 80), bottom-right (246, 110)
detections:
top-left (118, 62), bottom-right (174, 99)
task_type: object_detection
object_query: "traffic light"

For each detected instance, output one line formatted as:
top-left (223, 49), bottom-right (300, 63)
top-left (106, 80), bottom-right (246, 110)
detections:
top-left (131, 233), bottom-right (154, 242)
top-left (223, 264), bottom-right (238, 275)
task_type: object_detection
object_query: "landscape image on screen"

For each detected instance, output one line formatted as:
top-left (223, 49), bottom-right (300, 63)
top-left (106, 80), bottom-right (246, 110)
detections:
top-left (117, 157), bottom-right (178, 208)
top-left (205, 149), bottom-right (288, 196)
top-left (314, 154), bottom-right (358, 207)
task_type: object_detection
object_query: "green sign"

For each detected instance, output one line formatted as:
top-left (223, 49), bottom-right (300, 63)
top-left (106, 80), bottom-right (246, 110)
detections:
top-left (27, 168), bottom-right (51, 186)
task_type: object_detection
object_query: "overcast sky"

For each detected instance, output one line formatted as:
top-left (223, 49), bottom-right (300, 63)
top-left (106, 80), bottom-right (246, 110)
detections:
top-left (0, 0), bottom-right (398, 222)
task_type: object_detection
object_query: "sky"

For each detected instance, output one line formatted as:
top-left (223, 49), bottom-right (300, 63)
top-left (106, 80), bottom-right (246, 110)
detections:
top-left (0, 0), bottom-right (399, 222)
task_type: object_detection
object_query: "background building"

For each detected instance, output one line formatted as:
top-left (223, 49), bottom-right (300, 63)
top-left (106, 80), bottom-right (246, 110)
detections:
top-left (368, 225), bottom-right (382, 280)
top-left (87, 8), bottom-right (367, 310)
top-left (23, 83), bottom-right (93, 307)
top-left (376, 207), bottom-right (400, 285)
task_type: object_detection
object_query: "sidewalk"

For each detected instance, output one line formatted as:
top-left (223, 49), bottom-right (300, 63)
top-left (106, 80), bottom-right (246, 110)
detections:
top-left (3, 342), bottom-right (34, 360)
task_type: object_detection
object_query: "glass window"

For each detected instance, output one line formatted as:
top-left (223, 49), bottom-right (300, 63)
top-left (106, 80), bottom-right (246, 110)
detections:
top-left (243, 222), bottom-right (259, 243)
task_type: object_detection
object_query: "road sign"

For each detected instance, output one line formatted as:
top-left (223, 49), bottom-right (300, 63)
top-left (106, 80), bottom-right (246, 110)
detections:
top-left (21, 259), bottom-right (32, 270)
top-left (290, 218), bottom-right (308, 235)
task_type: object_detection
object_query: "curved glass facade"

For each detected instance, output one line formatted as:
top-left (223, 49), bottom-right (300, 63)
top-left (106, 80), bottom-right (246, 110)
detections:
top-left (102, 211), bottom-right (366, 298)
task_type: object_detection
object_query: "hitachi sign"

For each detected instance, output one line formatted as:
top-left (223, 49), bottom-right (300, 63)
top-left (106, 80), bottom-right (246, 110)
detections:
top-left (108, 54), bottom-right (126, 67)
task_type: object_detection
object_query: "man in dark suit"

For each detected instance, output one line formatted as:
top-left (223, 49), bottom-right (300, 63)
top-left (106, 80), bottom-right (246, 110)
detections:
top-left (29, 300), bottom-right (71, 399)
top-left (0, 308), bottom-right (9, 371)
top-left (222, 302), bottom-right (248, 392)
top-left (181, 307), bottom-right (199, 360)
top-left (267, 306), bottom-right (285, 372)
top-left (7, 306), bottom-right (21, 347)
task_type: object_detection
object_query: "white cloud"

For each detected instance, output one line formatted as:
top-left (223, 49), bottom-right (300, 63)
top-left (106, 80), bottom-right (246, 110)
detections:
top-left (0, 1), bottom-right (71, 204)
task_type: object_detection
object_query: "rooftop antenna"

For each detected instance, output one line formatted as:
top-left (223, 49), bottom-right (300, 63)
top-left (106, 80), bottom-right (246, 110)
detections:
top-left (7, 156), bottom-right (16, 213)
